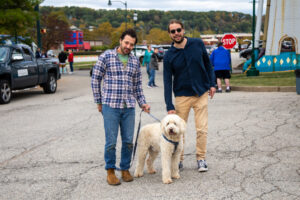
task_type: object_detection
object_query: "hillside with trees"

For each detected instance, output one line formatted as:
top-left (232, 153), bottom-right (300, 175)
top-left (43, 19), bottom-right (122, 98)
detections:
top-left (40, 6), bottom-right (252, 34)
top-left (39, 6), bottom-right (253, 47)
top-left (1, 3), bottom-right (254, 49)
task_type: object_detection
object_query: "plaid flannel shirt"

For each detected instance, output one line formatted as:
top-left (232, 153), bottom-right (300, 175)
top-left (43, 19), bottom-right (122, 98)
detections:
top-left (91, 48), bottom-right (146, 108)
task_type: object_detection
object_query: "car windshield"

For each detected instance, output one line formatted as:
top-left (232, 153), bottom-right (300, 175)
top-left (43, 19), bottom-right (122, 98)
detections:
top-left (0, 47), bottom-right (9, 62)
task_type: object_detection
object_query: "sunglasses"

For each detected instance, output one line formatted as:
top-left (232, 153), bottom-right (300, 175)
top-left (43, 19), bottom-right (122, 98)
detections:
top-left (170, 28), bottom-right (182, 34)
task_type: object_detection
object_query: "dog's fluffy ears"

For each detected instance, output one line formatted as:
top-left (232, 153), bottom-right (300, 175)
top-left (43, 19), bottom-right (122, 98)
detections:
top-left (160, 114), bottom-right (186, 134)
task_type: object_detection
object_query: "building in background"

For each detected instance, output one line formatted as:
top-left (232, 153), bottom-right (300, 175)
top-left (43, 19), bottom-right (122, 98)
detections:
top-left (64, 26), bottom-right (90, 51)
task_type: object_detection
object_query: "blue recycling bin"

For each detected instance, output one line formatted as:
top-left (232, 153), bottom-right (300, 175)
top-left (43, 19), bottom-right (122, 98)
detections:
top-left (296, 69), bottom-right (300, 95)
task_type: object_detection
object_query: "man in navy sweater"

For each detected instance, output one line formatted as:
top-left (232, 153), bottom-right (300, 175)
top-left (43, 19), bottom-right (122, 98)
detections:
top-left (163, 19), bottom-right (216, 172)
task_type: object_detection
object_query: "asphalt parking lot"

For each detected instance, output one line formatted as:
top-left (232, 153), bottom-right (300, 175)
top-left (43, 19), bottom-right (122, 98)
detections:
top-left (0, 66), bottom-right (299, 200)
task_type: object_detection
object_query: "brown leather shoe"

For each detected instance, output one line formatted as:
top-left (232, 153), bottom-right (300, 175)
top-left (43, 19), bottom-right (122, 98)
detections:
top-left (107, 169), bottom-right (121, 185)
top-left (121, 170), bottom-right (133, 182)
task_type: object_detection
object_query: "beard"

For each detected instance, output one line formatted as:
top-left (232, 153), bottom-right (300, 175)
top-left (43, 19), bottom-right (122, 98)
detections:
top-left (172, 35), bottom-right (184, 44)
top-left (120, 45), bottom-right (131, 55)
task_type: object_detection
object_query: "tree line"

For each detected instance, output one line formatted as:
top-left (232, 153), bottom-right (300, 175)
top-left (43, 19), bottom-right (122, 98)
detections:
top-left (40, 6), bottom-right (253, 34)
top-left (1, 1), bottom-right (254, 51)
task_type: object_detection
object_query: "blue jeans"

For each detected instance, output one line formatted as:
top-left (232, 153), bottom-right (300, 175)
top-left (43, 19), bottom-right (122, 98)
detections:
top-left (146, 63), bottom-right (150, 79)
top-left (148, 68), bottom-right (155, 86)
top-left (69, 62), bottom-right (73, 72)
top-left (102, 104), bottom-right (135, 170)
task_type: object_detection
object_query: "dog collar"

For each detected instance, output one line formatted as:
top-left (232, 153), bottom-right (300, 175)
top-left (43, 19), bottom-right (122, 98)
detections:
top-left (162, 134), bottom-right (179, 154)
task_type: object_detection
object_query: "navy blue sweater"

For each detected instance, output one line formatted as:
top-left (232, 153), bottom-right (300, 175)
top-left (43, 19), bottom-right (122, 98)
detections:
top-left (163, 37), bottom-right (215, 111)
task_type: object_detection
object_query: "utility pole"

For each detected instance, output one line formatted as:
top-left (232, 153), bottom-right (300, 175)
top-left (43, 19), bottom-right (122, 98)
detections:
top-left (35, 4), bottom-right (42, 48)
top-left (247, 0), bottom-right (260, 76)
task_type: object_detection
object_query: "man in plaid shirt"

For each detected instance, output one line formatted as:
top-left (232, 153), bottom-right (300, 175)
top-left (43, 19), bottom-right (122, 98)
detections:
top-left (91, 29), bottom-right (150, 186)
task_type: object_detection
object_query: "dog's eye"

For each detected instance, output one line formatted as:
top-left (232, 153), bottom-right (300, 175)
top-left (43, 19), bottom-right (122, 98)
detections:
top-left (167, 122), bottom-right (169, 126)
top-left (174, 122), bottom-right (176, 125)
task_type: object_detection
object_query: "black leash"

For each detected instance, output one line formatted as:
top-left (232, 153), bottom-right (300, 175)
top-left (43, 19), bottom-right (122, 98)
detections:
top-left (130, 110), bottom-right (143, 168)
top-left (129, 111), bottom-right (161, 168)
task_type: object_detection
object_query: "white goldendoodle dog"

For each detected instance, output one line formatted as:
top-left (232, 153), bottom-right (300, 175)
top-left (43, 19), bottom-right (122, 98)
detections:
top-left (134, 114), bottom-right (186, 184)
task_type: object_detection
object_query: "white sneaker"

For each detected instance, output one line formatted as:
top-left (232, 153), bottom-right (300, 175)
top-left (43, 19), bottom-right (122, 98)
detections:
top-left (147, 85), bottom-right (152, 88)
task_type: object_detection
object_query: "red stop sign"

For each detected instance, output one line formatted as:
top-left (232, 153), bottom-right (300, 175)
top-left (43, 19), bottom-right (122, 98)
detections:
top-left (222, 34), bottom-right (237, 49)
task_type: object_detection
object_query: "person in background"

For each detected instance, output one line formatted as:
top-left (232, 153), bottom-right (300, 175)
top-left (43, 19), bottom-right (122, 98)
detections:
top-left (68, 49), bottom-right (74, 74)
top-left (142, 45), bottom-right (153, 80)
top-left (58, 50), bottom-right (68, 74)
top-left (147, 47), bottom-right (159, 88)
top-left (163, 19), bottom-right (216, 172)
top-left (91, 29), bottom-right (150, 186)
top-left (41, 50), bottom-right (47, 58)
top-left (35, 48), bottom-right (42, 58)
top-left (210, 42), bottom-right (231, 93)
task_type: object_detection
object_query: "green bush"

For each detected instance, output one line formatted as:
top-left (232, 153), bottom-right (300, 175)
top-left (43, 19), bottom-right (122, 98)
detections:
top-left (73, 51), bottom-right (102, 56)
top-left (91, 45), bottom-right (110, 51)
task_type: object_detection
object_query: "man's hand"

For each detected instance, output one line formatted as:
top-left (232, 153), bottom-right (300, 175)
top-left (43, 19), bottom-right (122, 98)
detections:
top-left (208, 87), bottom-right (216, 99)
top-left (142, 104), bottom-right (150, 113)
top-left (97, 104), bottom-right (102, 113)
top-left (167, 110), bottom-right (176, 114)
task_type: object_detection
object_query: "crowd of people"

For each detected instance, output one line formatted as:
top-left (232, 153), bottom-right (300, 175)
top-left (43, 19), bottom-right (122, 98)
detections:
top-left (36, 48), bottom-right (74, 75)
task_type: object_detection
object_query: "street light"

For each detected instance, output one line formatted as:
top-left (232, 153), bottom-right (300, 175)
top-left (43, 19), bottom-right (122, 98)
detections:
top-left (108, 0), bottom-right (127, 30)
top-left (133, 12), bottom-right (138, 55)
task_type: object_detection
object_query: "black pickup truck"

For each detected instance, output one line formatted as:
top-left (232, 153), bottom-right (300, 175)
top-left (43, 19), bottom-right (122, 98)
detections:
top-left (0, 44), bottom-right (60, 104)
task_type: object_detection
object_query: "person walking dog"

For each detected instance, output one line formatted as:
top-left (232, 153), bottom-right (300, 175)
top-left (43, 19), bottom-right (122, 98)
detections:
top-left (163, 19), bottom-right (216, 172)
top-left (91, 29), bottom-right (150, 186)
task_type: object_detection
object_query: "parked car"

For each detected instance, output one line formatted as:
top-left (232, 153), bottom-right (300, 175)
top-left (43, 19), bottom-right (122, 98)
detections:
top-left (47, 50), bottom-right (55, 57)
top-left (133, 45), bottom-right (147, 64)
top-left (239, 40), bottom-right (263, 59)
top-left (0, 44), bottom-right (60, 104)
top-left (160, 44), bottom-right (171, 53)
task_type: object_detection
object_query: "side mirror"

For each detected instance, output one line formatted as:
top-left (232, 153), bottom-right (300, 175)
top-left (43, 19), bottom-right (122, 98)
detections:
top-left (12, 54), bottom-right (24, 61)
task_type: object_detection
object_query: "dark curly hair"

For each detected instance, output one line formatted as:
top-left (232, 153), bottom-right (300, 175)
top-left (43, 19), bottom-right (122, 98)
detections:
top-left (120, 29), bottom-right (138, 44)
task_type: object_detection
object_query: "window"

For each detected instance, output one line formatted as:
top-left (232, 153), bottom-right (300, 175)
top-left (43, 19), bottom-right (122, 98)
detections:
top-left (22, 47), bottom-right (32, 61)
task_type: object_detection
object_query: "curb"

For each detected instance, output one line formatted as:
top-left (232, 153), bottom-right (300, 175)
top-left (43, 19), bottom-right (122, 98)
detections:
top-left (230, 86), bottom-right (296, 92)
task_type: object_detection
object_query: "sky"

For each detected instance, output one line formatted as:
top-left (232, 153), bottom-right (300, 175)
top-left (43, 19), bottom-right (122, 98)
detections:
top-left (41, 0), bottom-right (264, 15)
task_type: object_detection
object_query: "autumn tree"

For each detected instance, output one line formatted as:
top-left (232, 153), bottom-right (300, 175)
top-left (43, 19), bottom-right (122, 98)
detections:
top-left (0, 0), bottom-right (42, 40)
top-left (41, 11), bottom-right (71, 51)
top-left (145, 28), bottom-right (171, 44)
top-left (110, 23), bottom-right (134, 48)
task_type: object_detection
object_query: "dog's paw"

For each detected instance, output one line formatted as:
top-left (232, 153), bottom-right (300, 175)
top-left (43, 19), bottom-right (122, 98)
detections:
top-left (134, 171), bottom-right (144, 178)
top-left (172, 173), bottom-right (180, 179)
top-left (148, 169), bottom-right (156, 174)
top-left (162, 178), bottom-right (173, 184)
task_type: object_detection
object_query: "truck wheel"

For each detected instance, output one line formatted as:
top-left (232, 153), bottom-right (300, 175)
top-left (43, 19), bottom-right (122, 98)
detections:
top-left (43, 73), bottom-right (57, 94)
top-left (0, 79), bottom-right (12, 104)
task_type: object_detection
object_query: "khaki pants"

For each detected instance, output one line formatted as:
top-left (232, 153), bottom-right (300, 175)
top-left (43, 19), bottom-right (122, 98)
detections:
top-left (175, 92), bottom-right (208, 161)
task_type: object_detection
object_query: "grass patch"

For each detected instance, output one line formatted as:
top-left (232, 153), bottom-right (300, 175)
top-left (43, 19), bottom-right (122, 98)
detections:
top-left (73, 61), bottom-right (96, 69)
top-left (230, 71), bottom-right (296, 86)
